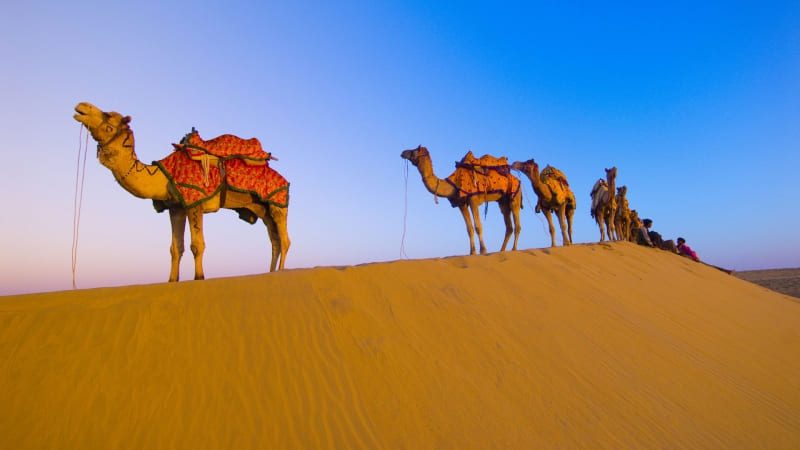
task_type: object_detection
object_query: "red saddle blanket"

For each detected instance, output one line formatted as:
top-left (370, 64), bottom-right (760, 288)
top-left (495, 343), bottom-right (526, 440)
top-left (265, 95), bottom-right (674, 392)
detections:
top-left (444, 152), bottom-right (519, 205)
top-left (179, 129), bottom-right (272, 163)
top-left (154, 130), bottom-right (288, 209)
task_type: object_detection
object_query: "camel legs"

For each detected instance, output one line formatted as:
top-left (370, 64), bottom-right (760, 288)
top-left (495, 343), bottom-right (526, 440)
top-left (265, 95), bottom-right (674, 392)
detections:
top-left (469, 200), bottom-right (489, 254)
top-left (511, 193), bottom-right (522, 250)
top-left (457, 204), bottom-right (479, 255)
top-left (566, 207), bottom-right (574, 245)
top-left (606, 213), bottom-right (616, 242)
top-left (542, 209), bottom-right (557, 247)
top-left (168, 208), bottom-right (187, 282)
top-left (596, 210), bottom-right (607, 242)
top-left (187, 206), bottom-right (206, 280)
top-left (263, 204), bottom-right (291, 271)
top-left (498, 199), bottom-right (519, 251)
top-left (556, 204), bottom-right (570, 246)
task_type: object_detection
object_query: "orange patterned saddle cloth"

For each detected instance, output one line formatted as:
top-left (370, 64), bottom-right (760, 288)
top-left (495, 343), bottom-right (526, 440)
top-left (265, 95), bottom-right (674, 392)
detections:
top-left (176, 128), bottom-right (272, 164)
top-left (445, 151), bottom-right (519, 204)
top-left (455, 150), bottom-right (510, 176)
top-left (154, 129), bottom-right (288, 211)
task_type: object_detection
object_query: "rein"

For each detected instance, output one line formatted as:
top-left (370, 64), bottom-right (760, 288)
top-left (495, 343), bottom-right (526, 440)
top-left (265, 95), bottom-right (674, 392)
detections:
top-left (72, 124), bottom-right (90, 289)
top-left (400, 160), bottom-right (410, 259)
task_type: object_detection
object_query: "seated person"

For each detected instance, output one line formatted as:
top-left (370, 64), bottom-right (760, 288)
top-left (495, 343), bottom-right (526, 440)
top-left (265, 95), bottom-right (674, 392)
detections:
top-left (642, 218), bottom-right (677, 253)
top-left (676, 237), bottom-right (699, 261)
top-left (635, 221), bottom-right (655, 247)
top-left (676, 237), bottom-right (734, 274)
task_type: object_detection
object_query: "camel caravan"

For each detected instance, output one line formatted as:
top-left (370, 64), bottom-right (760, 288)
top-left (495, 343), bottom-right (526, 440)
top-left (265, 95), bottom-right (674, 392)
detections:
top-left (73, 101), bottom-right (650, 283)
top-left (403, 145), bottom-right (643, 255)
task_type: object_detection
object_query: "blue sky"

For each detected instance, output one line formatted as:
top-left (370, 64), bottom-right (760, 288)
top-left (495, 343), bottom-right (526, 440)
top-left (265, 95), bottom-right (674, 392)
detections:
top-left (1, 1), bottom-right (798, 295)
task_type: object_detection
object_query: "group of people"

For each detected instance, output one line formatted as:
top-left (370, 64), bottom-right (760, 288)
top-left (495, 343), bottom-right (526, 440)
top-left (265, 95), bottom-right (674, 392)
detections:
top-left (635, 218), bottom-right (732, 274)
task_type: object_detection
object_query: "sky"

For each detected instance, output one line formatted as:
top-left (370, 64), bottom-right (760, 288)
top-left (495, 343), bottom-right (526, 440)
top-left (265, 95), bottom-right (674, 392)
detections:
top-left (1, 0), bottom-right (798, 295)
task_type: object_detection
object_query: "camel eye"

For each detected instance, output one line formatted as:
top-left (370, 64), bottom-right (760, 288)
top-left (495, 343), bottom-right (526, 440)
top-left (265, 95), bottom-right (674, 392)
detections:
top-left (105, 125), bottom-right (114, 133)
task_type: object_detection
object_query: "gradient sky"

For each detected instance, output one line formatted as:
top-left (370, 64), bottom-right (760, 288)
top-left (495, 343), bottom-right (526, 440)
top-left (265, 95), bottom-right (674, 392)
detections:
top-left (1, 1), bottom-right (798, 295)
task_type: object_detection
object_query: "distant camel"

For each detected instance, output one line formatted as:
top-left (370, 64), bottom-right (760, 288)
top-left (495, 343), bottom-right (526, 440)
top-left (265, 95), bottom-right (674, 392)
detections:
top-left (614, 186), bottom-right (631, 241)
top-left (590, 167), bottom-right (618, 242)
top-left (401, 145), bottom-right (521, 255)
top-left (511, 159), bottom-right (575, 246)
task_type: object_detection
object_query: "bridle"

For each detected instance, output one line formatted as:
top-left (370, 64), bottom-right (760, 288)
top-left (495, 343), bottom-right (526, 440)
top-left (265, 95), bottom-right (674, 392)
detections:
top-left (94, 117), bottom-right (157, 181)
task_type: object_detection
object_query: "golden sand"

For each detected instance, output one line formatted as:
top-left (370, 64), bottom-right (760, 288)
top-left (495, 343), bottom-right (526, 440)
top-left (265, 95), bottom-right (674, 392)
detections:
top-left (1, 241), bottom-right (799, 448)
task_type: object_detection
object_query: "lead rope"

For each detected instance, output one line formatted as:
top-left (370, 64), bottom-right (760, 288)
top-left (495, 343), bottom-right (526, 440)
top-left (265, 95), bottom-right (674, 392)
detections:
top-left (400, 161), bottom-right (410, 259)
top-left (512, 168), bottom-right (550, 238)
top-left (72, 124), bottom-right (90, 289)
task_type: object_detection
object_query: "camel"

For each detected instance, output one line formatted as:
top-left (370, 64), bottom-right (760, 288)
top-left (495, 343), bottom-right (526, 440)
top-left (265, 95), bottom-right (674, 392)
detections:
top-left (73, 102), bottom-right (290, 282)
top-left (401, 145), bottom-right (521, 255)
top-left (628, 209), bottom-right (643, 242)
top-left (510, 159), bottom-right (575, 247)
top-left (589, 167), bottom-right (618, 242)
top-left (613, 185), bottom-right (631, 241)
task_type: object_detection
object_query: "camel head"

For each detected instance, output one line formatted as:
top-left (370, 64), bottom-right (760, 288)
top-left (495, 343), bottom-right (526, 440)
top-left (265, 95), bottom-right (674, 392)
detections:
top-left (630, 209), bottom-right (641, 226)
top-left (510, 159), bottom-right (538, 174)
top-left (400, 145), bottom-right (430, 166)
top-left (605, 166), bottom-right (618, 181)
top-left (74, 102), bottom-right (131, 145)
top-left (617, 185), bottom-right (627, 196)
top-left (74, 102), bottom-right (134, 168)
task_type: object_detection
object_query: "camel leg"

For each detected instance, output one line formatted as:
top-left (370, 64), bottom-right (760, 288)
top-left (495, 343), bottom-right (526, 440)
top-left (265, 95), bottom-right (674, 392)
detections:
top-left (557, 204), bottom-right (570, 246)
top-left (469, 200), bottom-right (488, 254)
top-left (566, 208), bottom-right (574, 245)
top-left (458, 204), bottom-right (477, 255)
top-left (187, 206), bottom-right (205, 280)
top-left (543, 209), bottom-right (557, 247)
top-left (265, 204), bottom-right (291, 271)
top-left (168, 208), bottom-right (187, 282)
top-left (606, 214), bottom-right (616, 242)
top-left (498, 200), bottom-right (513, 252)
top-left (597, 210), bottom-right (606, 242)
top-left (511, 194), bottom-right (521, 250)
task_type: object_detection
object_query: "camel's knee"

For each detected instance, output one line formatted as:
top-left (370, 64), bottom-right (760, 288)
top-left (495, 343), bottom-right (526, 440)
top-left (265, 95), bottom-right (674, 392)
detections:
top-left (190, 243), bottom-right (204, 257)
top-left (170, 242), bottom-right (184, 260)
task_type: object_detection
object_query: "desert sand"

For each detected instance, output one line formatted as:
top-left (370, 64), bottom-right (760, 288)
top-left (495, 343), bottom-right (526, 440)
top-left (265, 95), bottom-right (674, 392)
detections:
top-left (1, 241), bottom-right (799, 448)
top-left (735, 268), bottom-right (800, 299)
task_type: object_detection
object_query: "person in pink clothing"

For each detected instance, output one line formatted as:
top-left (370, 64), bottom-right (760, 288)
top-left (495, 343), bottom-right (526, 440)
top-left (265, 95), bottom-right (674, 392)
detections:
top-left (676, 237), bottom-right (699, 261)
top-left (677, 237), bottom-right (734, 274)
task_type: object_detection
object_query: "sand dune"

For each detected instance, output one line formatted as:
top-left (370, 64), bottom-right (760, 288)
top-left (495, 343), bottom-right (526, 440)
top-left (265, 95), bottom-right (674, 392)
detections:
top-left (1, 241), bottom-right (799, 448)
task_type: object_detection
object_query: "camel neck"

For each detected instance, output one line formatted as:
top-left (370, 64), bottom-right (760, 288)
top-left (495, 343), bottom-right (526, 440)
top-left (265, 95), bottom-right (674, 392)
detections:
top-left (99, 130), bottom-right (170, 201)
top-left (416, 156), bottom-right (455, 198)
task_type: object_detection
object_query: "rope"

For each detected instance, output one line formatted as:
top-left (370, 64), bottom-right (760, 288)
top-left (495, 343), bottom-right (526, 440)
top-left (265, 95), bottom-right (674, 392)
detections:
top-left (512, 168), bottom-right (550, 238)
top-left (400, 161), bottom-right (409, 259)
top-left (72, 124), bottom-right (89, 289)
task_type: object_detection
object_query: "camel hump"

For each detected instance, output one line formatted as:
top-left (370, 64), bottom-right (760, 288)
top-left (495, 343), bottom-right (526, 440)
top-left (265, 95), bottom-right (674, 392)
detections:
top-left (457, 151), bottom-right (510, 175)
top-left (541, 165), bottom-right (569, 187)
top-left (590, 179), bottom-right (609, 217)
top-left (590, 178), bottom-right (607, 197)
top-left (178, 128), bottom-right (272, 162)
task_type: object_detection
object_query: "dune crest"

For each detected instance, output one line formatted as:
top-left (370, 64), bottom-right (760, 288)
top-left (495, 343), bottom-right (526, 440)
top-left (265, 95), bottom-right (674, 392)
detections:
top-left (2, 242), bottom-right (799, 448)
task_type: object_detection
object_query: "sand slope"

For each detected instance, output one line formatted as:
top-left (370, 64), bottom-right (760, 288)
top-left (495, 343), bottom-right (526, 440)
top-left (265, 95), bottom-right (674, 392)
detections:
top-left (2, 241), bottom-right (799, 448)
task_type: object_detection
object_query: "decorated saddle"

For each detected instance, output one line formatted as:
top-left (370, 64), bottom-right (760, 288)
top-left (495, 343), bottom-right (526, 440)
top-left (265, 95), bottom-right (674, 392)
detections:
top-left (153, 129), bottom-right (289, 212)
top-left (444, 151), bottom-right (519, 206)
top-left (540, 165), bottom-right (571, 205)
top-left (589, 179), bottom-right (614, 218)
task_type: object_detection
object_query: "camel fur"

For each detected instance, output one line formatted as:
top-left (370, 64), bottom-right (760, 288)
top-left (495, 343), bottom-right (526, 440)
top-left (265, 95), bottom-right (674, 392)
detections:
top-left (401, 145), bottom-right (521, 255)
top-left (73, 102), bottom-right (290, 282)
top-left (511, 159), bottom-right (575, 247)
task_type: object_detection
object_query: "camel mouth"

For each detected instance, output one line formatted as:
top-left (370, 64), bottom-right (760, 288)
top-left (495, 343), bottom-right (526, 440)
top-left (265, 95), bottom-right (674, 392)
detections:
top-left (73, 104), bottom-right (90, 123)
top-left (73, 102), bottom-right (97, 123)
